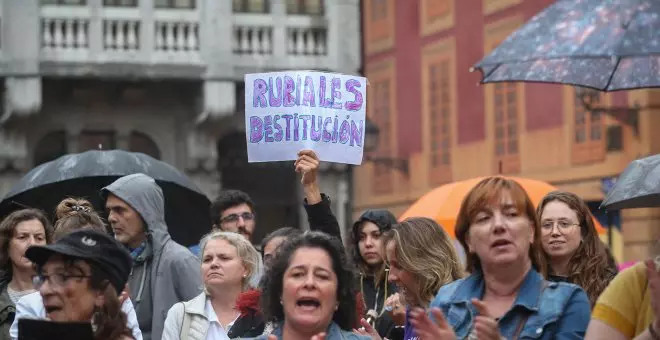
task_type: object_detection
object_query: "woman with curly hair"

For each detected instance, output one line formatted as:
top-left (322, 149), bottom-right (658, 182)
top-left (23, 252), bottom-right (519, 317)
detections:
top-left (537, 191), bottom-right (617, 306)
top-left (246, 231), bottom-right (368, 340)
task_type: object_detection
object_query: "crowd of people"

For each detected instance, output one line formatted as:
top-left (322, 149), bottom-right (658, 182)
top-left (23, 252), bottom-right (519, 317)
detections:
top-left (0, 149), bottom-right (657, 339)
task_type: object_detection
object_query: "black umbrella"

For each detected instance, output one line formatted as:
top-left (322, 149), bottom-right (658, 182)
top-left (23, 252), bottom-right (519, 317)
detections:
top-left (601, 154), bottom-right (660, 210)
top-left (0, 150), bottom-right (211, 247)
top-left (473, 0), bottom-right (660, 91)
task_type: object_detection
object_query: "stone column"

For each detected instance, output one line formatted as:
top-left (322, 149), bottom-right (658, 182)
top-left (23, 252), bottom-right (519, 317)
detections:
top-left (336, 169), bottom-right (349, 245)
top-left (271, 0), bottom-right (287, 62)
top-left (65, 124), bottom-right (82, 154)
top-left (325, 0), bottom-right (361, 74)
top-left (2, 0), bottom-right (41, 118)
top-left (88, 0), bottom-right (103, 58)
top-left (139, 0), bottom-right (155, 61)
top-left (199, 0), bottom-right (235, 119)
top-left (185, 129), bottom-right (219, 200)
top-left (115, 127), bottom-right (131, 150)
top-left (0, 129), bottom-right (28, 198)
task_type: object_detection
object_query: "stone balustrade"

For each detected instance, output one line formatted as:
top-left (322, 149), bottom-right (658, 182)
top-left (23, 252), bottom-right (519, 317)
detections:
top-left (35, 1), bottom-right (331, 72)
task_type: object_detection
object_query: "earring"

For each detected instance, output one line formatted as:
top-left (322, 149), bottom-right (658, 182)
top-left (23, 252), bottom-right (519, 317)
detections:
top-left (280, 299), bottom-right (284, 305)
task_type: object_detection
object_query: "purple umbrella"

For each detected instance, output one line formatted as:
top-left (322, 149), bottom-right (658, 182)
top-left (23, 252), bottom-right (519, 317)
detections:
top-left (473, 0), bottom-right (660, 91)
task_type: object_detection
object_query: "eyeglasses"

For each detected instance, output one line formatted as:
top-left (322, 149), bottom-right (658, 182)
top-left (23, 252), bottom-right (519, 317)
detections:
top-left (32, 273), bottom-right (91, 289)
top-left (541, 220), bottom-right (579, 234)
top-left (220, 212), bottom-right (255, 224)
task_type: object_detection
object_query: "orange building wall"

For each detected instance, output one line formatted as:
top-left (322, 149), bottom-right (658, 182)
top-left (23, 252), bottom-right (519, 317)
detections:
top-left (358, 0), bottom-right (660, 262)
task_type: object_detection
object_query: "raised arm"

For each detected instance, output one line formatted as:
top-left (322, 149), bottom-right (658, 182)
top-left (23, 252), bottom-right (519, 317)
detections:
top-left (295, 150), bottom-right (341, 239)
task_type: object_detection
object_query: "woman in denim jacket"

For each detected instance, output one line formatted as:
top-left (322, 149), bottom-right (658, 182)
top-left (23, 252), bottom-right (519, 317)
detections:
top-left (410, 177), bottom-right (591, 339)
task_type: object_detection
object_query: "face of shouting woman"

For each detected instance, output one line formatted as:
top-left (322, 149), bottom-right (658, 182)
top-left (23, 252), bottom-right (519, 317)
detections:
top-left (37, 256), bottom-right (101, 322)
top-left (281, 247), bottom-right (338, 335)
top-left (465, 190), bottom-right (535, 270)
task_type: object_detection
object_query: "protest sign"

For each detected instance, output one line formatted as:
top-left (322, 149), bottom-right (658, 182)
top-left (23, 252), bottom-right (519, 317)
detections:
top-left (244, 70), bottom-right (366, 165)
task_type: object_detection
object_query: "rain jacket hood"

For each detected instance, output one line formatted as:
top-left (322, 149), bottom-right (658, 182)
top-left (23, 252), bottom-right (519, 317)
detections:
top-left (102, 173), bottom-right (170, 253)
top-left (102, 173), bottom-right (202, 340)
top-left (351, 210), bottom-right (397, 238)
top-left (350, 209), bottom-right (397, 266)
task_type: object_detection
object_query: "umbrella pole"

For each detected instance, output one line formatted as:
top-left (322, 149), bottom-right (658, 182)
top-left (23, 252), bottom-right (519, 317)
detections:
top-left (607, 211), bottom-right (613, 249)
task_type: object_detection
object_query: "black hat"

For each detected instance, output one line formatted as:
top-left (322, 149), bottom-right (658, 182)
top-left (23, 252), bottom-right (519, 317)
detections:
top-left (26, 229), bottom-right (132, 294)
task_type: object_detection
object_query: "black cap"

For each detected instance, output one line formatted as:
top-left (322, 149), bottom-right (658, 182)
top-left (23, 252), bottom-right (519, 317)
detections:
top-left (26, 229), bottom-right (132, 294)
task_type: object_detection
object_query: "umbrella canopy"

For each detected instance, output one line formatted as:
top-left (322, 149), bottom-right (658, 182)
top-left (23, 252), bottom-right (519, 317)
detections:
top-left (601, 153), bottom-right (660, 210)
top-left (0, 150), bottom-right (211, 247)
top-left (473, 0), bottom-right (660, 91)
top-left (400, 176), bottom-right (607, 238)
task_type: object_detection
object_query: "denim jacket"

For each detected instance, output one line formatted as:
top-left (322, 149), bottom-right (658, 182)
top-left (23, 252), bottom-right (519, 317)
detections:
top-left (429, 269), bottom-right (590, 339)
top-left (244, 322), bottom-right (370, 340)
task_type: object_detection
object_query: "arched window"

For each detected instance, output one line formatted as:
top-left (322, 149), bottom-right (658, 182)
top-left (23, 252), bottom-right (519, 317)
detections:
top-left (129, 131), bottom-right (161, 160)
top-left (33, 131), bottom-right (67, 166)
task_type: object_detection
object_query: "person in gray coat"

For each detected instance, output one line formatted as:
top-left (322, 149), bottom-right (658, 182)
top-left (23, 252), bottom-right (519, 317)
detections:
top-left (102, 173), bottom-right (203, 340)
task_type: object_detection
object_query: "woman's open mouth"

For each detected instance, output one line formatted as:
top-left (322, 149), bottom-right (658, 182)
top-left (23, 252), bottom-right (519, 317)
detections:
top-left (296, 297), bottom-right (321, 311)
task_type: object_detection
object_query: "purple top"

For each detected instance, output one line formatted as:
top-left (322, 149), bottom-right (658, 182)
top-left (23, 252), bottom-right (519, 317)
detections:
top-left (404, 309), bottom-right (419, 340)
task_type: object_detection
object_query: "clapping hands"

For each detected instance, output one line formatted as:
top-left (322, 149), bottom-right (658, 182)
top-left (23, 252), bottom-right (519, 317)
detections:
top-left (409, 307), bottom-right (456, 340)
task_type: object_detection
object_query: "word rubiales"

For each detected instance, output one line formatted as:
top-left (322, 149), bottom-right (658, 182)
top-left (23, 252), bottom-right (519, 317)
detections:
top-left (248, 74), bottom-right (365, 147)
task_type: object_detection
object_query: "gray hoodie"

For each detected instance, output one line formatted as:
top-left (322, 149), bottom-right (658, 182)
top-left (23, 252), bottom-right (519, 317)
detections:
top-left (102, 174), bottom-right (203, 340)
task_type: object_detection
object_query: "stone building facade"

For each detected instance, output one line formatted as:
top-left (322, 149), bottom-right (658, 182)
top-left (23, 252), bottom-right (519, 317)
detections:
top-left (0, 0), bottom-right (361, 243)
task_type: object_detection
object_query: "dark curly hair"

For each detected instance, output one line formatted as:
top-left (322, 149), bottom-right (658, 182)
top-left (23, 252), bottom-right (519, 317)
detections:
top-left (210, 189), bottom-right (255, 227)
top-left (260, 231), bottom-right (356, 331)
top-left (537, 191), bottom-right (617, 307)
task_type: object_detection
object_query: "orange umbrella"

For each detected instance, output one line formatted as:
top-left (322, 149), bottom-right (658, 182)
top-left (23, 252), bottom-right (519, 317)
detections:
top-left (399, 176), bottom-right (607, 239)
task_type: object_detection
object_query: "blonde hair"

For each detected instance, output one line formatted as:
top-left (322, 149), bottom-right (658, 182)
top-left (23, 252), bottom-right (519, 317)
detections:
top-left (199, 231), bottom-right (260, 290)
top-left (383, 217), bottom-right (464, 306)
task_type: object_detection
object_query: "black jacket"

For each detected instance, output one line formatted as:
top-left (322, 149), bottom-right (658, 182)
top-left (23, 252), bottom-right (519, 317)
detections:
top-left (359, 273), bottom-right (400, 340)
top-left (227, 306), bottom-right (264, 338)
top-left (351, 209), bottom-right (401, 340)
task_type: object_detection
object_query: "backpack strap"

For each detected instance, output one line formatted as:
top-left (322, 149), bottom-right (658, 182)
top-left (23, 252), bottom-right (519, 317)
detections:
top-left (179, 302), bottom-right (191, 340)
top-left (512, 280), bottom-right (550, 340)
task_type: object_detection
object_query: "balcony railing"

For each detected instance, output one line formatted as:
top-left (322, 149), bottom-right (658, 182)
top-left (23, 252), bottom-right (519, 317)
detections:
top-left (37, 1), bottom-right (329, 73)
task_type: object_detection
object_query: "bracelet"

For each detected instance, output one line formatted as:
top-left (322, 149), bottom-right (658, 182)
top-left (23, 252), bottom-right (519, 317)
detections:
top-left (650, 323), bottom-right (660, 340)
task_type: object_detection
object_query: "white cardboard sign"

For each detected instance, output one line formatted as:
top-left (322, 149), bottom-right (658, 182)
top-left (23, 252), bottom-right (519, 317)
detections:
top-left (244, 70), bottom-right (367, 165)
